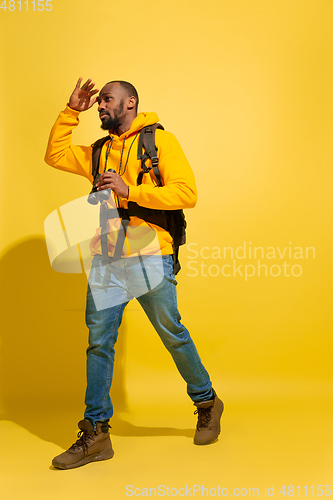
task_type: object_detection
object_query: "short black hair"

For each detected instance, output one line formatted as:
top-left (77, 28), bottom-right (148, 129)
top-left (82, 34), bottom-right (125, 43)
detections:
top-left (107, 80), bottom-right (139, 111)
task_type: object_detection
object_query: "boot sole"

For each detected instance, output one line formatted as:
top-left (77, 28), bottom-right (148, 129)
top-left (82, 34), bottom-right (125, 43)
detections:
top-left (52, 447), bottom-right (115, 470)
top-left (194, 399), bottom-right (224, 446)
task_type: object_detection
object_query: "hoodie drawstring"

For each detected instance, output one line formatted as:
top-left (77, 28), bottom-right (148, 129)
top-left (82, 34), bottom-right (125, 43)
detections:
top-left (104, 132), bottom-right (140, 207)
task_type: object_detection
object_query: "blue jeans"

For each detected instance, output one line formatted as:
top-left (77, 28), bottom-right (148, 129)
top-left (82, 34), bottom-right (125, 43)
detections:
top-left (84, 254), bottom-right (213, 427)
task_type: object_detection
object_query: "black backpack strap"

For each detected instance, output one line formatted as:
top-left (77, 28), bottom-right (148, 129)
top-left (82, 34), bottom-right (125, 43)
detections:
top-left (100, 205), bottom-right (130, 266)
top-left (137, 124), bottom-right (164, 187)
top-left (112, 213), bottom-right (130, 262)
top-left (91, 136), bottom-right (110, 182)
top-left (100, 201), bottom-right (109, 265)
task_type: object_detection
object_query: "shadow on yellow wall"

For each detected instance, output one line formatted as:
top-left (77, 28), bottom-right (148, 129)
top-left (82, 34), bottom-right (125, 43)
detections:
top-left (0, 237), bottom-right (124, 445)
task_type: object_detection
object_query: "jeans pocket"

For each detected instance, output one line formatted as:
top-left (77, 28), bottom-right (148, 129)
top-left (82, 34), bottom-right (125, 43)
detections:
top-left (162, 255), bottom-right (178, 285)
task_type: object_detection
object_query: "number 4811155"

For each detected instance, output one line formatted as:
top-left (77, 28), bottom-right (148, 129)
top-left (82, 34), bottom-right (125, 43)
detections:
top-left (1, 0), bottom-right (52, 11)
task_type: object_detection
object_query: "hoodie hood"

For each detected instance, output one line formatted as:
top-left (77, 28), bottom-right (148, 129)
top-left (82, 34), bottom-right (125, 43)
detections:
top-left (109, 112), bottom-right (159, 139)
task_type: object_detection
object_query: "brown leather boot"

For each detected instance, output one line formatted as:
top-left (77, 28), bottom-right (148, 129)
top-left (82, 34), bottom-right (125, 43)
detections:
top-left (193, 390), bottom-right (224, 445)
top-left (52, 419), bottom-right (114, 469)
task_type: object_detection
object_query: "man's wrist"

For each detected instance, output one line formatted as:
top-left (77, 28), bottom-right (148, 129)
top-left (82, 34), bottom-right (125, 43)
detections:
top-left (65, 103), bottom-right (81, 116)
top-left (67, 103), bottom-right (81, 112)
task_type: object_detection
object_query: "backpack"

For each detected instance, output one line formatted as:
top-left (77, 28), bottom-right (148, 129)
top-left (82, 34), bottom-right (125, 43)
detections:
top-left (91, 124), bottom-right (187, 275)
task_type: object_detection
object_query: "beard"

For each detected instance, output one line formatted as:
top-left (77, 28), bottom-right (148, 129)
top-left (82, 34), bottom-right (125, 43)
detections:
top-left (100, 114), bottom-right (120, 130)
top-left (100, 100), bottom-right (124, 131)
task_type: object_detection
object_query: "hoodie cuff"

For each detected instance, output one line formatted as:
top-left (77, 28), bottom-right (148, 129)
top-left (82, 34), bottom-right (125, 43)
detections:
top-left (64, 104), bottom-right (81, 117)
top-left (128, 185), bottom-right (141, 204)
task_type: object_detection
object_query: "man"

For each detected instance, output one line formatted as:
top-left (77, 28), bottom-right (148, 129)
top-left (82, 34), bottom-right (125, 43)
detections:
top-left (45, 77), bottom-right (224, 470)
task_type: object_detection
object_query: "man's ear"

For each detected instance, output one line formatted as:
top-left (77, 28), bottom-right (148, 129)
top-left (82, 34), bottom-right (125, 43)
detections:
top-left (127, 96), bottom-right (137, 111)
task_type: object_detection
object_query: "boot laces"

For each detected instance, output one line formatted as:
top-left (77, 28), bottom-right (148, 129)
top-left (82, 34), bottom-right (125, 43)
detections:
top-left (68, 423), bottom-right (111, 453)
top-left (194, 406), bottom-right (213, 429)
top-left (68, 429), bottom-right (94, 453)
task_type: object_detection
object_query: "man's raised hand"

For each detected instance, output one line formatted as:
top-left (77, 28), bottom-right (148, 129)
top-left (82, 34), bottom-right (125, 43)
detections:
top-left (68, 77), bottom-right (99, 112)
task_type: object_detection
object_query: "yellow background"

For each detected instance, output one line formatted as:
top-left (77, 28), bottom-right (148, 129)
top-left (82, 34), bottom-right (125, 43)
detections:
top-left (0, 0), bottom-right (332, 498)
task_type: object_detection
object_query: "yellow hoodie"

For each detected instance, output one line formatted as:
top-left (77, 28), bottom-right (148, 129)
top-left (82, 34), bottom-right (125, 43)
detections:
top-left (45, 105), bottom-right (197, 257)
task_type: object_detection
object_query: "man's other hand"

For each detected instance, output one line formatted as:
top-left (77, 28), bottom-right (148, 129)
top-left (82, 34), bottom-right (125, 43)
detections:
top-left (96, 171), bottom-right (129, 199)
top-left (69, 77), bottom-right (99, 112)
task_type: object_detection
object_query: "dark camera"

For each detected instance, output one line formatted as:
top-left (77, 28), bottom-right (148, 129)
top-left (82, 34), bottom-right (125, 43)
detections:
top-left (87, 169), bottom-right (116, 205)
